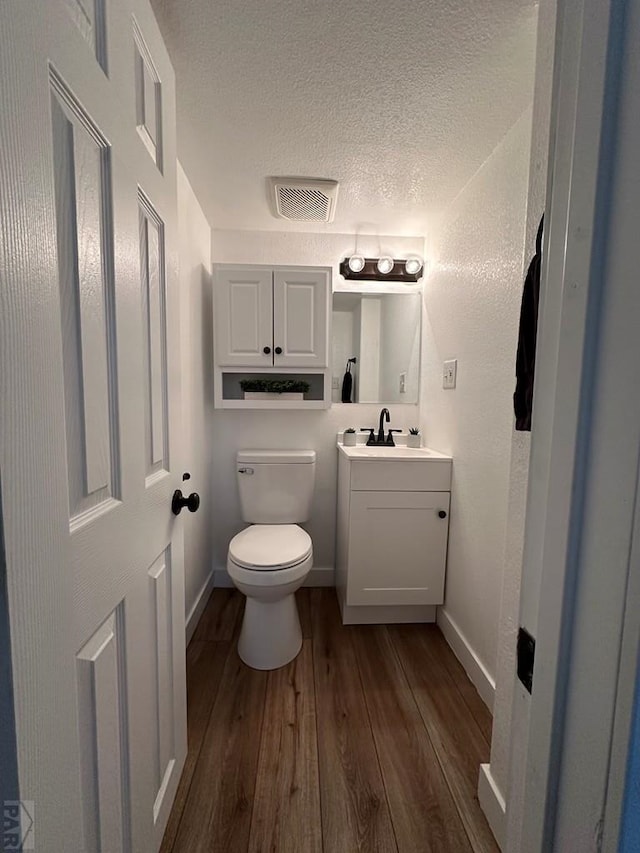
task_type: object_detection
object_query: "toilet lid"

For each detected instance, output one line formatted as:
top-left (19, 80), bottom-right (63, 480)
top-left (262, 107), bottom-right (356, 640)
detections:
top-left (229, 524), bottom-right (312, 571)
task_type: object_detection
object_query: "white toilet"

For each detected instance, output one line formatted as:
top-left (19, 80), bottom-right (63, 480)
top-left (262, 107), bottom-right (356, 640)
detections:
top-left (227, 449), bottom-right (316, 670)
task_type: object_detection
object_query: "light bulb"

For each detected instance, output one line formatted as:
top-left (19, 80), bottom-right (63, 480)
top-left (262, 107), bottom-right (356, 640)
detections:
top-left (404, 256), bottom-right (423, 276)
top-left (377, 256), bottom-right (394, 275)
top-left (348, 254), bottom-right (365, 273)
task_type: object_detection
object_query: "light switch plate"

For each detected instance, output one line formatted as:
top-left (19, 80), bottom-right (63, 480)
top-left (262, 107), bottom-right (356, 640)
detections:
top-left (443, 359), bottom-right (457, 389)
top-left (399, 372), bottom-right (407, 394)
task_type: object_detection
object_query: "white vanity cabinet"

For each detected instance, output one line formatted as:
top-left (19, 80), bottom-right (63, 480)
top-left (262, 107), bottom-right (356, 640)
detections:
top-left (336, 445), bottom-right (452, 624)
top-left (215, 265), bottom-right (330, 368)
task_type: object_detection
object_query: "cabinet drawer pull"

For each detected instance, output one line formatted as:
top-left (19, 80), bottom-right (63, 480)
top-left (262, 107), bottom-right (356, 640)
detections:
top-left (263, 346), bottom-right (271, 354)
top-left (438, 510), bottom-right (447, 519)
top-left (275, 346), bottom-right (283, 355)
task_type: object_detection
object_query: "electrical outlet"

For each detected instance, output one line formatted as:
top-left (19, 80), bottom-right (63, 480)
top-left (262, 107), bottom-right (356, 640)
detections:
top-left (443, 359), bottom-right (457, 389)
top-left (332, 376), bottom-right (340, 391)
top-left (399, 372), bottom-right (407, 394)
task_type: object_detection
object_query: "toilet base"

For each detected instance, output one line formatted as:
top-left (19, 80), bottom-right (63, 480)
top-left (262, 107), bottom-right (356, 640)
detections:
top-left (237, 593), bottom-right (303, 670)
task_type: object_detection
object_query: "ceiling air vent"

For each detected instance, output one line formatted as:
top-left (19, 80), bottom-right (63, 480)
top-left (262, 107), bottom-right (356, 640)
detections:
top-left (269, 178), bottom-right (339, 223)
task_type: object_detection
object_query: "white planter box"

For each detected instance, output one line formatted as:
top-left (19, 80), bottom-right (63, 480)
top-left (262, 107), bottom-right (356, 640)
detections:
top-left (407, 434), bottom-right (422, 448)
top-left (244, 391), bottom-right (305, 400)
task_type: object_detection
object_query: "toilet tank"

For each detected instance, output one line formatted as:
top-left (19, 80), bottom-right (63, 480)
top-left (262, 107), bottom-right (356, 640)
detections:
top-left (236, 450), bottom-right (316, 523)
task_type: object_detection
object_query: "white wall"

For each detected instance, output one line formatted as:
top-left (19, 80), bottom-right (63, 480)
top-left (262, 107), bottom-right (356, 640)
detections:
top-left (420, 108), bottom-right (533, 704)
top-left (177, 164), bottom-right (215, 626)
top-left (210, 228), bottom-right (422, 580)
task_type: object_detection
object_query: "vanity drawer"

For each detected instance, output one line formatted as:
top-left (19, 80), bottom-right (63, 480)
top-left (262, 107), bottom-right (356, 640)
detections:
top-left (350, 459), bottom-right (452, 492)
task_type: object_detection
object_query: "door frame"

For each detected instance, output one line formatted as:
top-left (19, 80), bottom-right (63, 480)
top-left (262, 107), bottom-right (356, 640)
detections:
top-left (0, 478), bottom-right (20, 813)
top-left (512, 0), bottom-right (640, 846)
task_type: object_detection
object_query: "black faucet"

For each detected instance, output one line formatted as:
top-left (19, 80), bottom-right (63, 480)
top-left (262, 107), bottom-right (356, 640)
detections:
top-left (377, 407), bottom-right (390, 443)
top-left (361, 408), bottom-right (400, 446)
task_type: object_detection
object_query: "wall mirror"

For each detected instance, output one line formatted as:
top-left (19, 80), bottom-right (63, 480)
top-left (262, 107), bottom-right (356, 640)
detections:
top-left (331, 292), bottom-right (421, 404)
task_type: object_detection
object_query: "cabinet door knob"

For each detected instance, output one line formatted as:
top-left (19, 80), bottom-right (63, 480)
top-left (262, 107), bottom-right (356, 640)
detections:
top-left (438, 510), bottom-right (447, 519)
top-left (263, 346), bottom-right (271, 354)
top-left (275, 346), bottom-right (283, 355)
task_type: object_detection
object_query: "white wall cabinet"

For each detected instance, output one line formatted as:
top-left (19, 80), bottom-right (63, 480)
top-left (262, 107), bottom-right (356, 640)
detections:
top-left (273, 269), bottom-right (329, 368)
top-left (215, 265), bottom-right (330, 368)
top-left (336, 448), bottom-right (452, 623)
top-left (215, 268), bottom-right (274, 368)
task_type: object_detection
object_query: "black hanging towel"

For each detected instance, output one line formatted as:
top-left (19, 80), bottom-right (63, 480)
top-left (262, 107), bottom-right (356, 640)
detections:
top-left (514, 216), bottom-right (544, 431)
top-left (341, 358), bottom-right (356, 403)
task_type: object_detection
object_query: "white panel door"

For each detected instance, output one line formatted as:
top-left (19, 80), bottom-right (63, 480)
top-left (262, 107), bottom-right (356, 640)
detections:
top-left (273, 268), bottom-right (330, 367)
top-left (347, 491), bottom-right (450, 606)
top-left (215, 267), bottom-right (274, 366)
top-left (0, 1), bottom-right (187, 851)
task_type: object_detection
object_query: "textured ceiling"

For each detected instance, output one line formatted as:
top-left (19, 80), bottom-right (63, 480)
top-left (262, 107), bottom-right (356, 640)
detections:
top-left (150, 0), bottom-right (537, 236)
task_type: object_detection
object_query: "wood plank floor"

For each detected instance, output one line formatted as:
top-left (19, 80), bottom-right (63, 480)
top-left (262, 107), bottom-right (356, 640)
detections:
top-left (162, 588), bottom-right (498, 853)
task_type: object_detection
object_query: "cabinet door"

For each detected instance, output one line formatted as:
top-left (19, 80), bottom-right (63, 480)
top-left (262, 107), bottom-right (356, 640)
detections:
top-left (347, 491), bottom-right (450, 606)
top-left (216, 267), bottom-right (273, 366)
top-left (273, 269), bottom-right (329, 367)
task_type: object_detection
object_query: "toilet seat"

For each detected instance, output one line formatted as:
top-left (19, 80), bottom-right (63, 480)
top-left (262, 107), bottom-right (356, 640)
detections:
top-left (228, 524), bottom-right (312, 571)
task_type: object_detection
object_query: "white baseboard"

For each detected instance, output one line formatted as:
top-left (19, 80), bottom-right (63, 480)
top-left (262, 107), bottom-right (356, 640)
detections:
top-left (305, 566), bottom-right (334, 586)
top-left (437, 607), bottom-right (496, 711)
top-left (213, 566), bottom-right (335, 589)
top-left (478, 763), bottom-right (506, 850)
top-left (185, 570), bottom-right (215, 646)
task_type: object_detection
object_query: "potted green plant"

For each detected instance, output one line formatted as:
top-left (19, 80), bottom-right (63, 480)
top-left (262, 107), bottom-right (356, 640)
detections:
top-left (407, 426), bottom-right (421, 448)
top-left (239, 378), bottom-right (311, 400)
top-left (343, 427), bottom-right (357, 446)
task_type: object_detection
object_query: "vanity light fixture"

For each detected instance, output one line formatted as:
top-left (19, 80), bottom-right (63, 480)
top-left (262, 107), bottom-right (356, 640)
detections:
top-left (376, 256), bottom-right (395, 275)
top-left (339, 256), bottom-right (425, 283)
top-left (404, 255), bottom-right (424, 276)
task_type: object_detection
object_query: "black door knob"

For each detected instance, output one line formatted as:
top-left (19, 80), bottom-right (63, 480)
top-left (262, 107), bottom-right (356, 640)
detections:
top-left (263, 346), bottom-right (271, 354)
top-left (172, 489), bottom-right (200, 516)
top-left (438, 510), bottom-right (447, 519)
top-left (275, 346), bottom-right (283, 355)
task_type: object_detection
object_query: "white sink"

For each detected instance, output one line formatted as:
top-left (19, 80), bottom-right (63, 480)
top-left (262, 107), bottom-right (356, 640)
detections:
top-left (337, 443), bottom-right (451, 461)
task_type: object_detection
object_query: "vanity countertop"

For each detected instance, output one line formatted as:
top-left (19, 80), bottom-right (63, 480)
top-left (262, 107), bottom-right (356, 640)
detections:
top-left (337, 443), bottom-right (452, 462)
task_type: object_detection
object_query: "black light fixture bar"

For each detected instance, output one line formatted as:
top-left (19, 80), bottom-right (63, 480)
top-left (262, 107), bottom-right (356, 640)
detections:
top-left (340, 258), bottom-right (423, 282)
